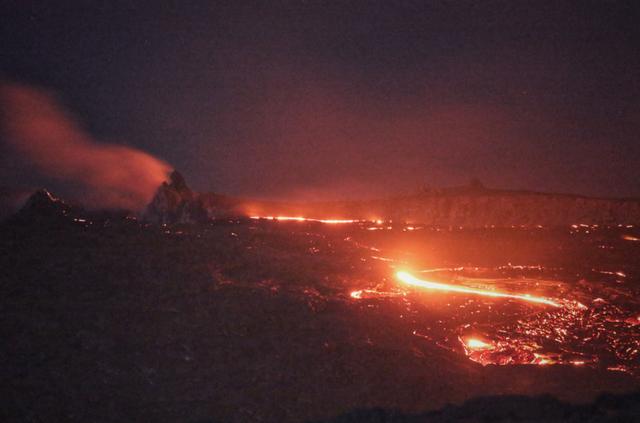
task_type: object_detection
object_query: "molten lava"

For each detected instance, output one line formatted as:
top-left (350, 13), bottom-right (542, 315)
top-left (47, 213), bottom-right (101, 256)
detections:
top-left (396, 271), bottom-right (561, 307)
top-left (250, 216), bottom-right (359, 224)
top-left (465, 338), bottom-right (494, 350)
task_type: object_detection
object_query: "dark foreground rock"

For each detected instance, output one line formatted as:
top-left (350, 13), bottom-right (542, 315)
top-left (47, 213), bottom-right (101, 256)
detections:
top-left (312, 391), bottom-right (640, 422)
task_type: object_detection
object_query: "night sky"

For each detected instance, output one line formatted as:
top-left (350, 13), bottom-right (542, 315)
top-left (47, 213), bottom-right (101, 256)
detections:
top-left (2, 1), bottom-right (639, 202)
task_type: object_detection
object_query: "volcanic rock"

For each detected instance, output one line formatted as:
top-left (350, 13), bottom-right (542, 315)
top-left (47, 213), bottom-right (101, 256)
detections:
top-left (11, 189), bottom-right (75, 222)
top-left (315, 392), bottom-right (640, 422)
top-left (143, 170), bottom-right (209, 224)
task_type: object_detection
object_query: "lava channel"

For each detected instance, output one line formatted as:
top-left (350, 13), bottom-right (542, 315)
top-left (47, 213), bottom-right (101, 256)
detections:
top-left (396, 271), bottom-right (561, 307)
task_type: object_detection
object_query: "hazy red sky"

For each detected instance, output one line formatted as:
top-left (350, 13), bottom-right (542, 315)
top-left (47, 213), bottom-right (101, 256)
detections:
top-left (1, 1), bottom-right (639, 200)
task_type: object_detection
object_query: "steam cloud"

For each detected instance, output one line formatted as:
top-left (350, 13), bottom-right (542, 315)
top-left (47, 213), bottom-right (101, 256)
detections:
top-left (0, 83), bottom-right (172, 210)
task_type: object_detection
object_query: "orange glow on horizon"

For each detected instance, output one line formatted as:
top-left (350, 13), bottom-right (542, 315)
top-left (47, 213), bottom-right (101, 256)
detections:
top-left (396, 271), bottom-right (561, 307)
top-left (622, 234), bottom-right (640, 241)
top-left (250, 216), bottom-right (359, 224)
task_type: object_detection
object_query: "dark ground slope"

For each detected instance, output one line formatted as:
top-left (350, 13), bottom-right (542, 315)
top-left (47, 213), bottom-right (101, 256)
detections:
top-left (314, 392), bottom-right (640, 423)
top-left (0, 218), bottom-right (637, 422)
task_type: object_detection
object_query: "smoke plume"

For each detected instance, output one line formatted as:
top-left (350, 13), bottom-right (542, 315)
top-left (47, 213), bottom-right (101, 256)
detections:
top-left (0, 83), bottom-right (172, 210)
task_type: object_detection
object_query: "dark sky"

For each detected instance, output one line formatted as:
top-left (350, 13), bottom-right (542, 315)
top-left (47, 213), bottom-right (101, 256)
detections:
top-left (2, 1), bottom-right (639, 200)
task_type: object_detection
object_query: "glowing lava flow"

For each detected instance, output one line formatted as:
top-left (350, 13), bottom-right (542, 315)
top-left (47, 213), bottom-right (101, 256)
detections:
top-left (250, 216), bottom-right (359, 224)
top-left (396, 271), bottom-right (561, 307)
top-left (465, 338), bottom-right (494, 350)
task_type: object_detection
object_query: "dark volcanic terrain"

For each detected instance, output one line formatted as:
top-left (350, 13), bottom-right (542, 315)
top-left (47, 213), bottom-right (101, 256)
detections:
top-left (143, 171), bottom-right (640, 227)
top-left (1, 201), bottom-right (639, 422)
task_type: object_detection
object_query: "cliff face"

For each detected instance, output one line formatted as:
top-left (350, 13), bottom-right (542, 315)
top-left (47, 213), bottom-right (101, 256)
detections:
top-left (236, 191), bottom-right (640, 227)
top-left (373, 193), bottom-right (640, 226)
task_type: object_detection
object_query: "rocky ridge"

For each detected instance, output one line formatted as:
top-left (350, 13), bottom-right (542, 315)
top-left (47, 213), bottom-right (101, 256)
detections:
top-left (142, 170), bottom-right (209, 224)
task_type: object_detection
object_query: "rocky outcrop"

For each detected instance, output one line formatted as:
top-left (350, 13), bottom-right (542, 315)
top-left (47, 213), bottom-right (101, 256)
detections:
top-left (11, 189), bottom-right (76, 222)
top-left (3, 188), bottom-right (135, 226)
top-left (143, 171), bottom-right (209, 224)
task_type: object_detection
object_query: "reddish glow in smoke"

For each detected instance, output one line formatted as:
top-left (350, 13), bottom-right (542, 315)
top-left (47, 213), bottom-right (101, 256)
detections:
top-left (0, 83), bottom-right (172, 210)
top-left (396, 271), bottom-right (561, 307)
